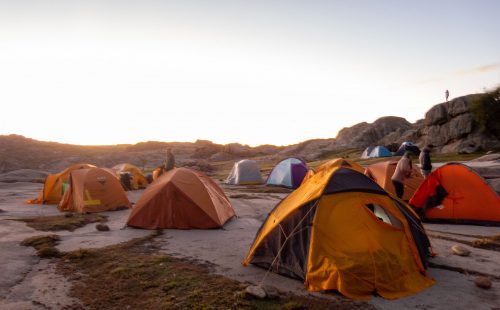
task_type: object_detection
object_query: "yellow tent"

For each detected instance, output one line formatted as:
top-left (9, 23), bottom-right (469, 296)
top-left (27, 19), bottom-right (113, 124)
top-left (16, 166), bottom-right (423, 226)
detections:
top-left (302, 158), bottom-right (364, 184)
top-left (244, 166), bottom-right (434, 300)
top-left (27, 163), bottom-right (96, 204)
top-left (111, 163), bottom-right (149, 190)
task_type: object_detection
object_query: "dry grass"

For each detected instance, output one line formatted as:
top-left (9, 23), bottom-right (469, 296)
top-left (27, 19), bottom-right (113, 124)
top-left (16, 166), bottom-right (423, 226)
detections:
top-left (472, 234), bottom-right (500, 250)
top-left (18, 213), bottom-right (107, 232)
top-left (57, 237), bottom-right (372, 310)
top-left (21, 234), bottom-right (61, 258)
top-left (228, 193), bottom-right (262, 199)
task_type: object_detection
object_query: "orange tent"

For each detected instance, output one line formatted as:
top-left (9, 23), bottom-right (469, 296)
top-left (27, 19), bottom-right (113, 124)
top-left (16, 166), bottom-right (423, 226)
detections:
top-left (302, 158), bottom-right (364, 184)
top-left (365, 161), bottom-right (424, 201)
top-left (111, 163), bottom-right (149, 190)
top-left (244, 166), bottom-right (434, 300)
top-left (27, 163), bottom-right (96, 204)
top-left (152, 167), bottom-right (163, 181)
top-left (127, 168), bottom-right (235, 229)
top-left (410, 163), bottom-right (500, 224)
top-left (58, 167), bottom-right (131, 213)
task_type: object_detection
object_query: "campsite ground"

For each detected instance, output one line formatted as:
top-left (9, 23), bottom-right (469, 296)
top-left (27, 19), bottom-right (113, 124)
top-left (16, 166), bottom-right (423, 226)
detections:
top-left (0, 156), bottom-right (499, 309)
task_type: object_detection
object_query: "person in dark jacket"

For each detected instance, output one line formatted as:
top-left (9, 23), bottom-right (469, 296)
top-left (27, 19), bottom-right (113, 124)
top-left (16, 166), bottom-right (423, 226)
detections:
top-left (419, 145), bottom-right (433, 178)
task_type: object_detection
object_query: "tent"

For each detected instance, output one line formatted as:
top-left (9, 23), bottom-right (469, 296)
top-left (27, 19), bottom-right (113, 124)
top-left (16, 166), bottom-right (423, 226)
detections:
top-left (365, 161), bottom-right (424, 201)
top-left (226, 159), bottom-right (263, 185)
top-left (244, 166), bottom-right (434, 300)
top-left (302, 158), bottom-right (364, 184)
top-left (27, 163), bottom-right (96, 204)
top-left (394, 142), bottom-right (421, 156)
top-left (152, 167), bottom-right (163, 181)
top-left (368, 146), bottom-right (393, 158)
top-left (410, 163), bottom-right (500, 224)
top-left (58, 167), bottom-right (131, 213)
top-left (112, 163), bottom-right (149, 190)
top-left (361, 147), bottom-right (375, 159)
top-left (266, 158), bottom-right (308, 189)
top-left (127, 168), bottom-right (235, 229)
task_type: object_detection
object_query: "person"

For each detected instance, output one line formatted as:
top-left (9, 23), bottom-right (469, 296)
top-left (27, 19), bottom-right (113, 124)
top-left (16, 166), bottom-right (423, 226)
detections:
top-left (419, 144), bottom-right (433, 178)
top-left (164, 148), bottom-right (175, 172)
top-left (445, 89), bottom-right (449, 102)
top-left (391, 152), bottom-right (413, 199)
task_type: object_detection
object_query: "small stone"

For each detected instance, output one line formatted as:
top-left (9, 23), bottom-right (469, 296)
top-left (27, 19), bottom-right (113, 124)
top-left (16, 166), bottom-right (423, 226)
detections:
top-left (474, 276), bottom-right (492, 289)
top-left (64, 212), bottom-right (74, 218)
top-left (0, 209), bottom-right (5, 213)
top-left (96, 224), bottom-right (110, 231)
top-left (451, 245), bottom-right (471, 256)
top-left (245, 285), bottom-right (266, 299)
top-left (262, 285), bottom-right (280, 299)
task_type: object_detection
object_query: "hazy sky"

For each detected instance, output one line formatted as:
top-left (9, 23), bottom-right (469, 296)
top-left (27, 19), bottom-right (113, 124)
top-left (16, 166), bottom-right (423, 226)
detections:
top-left (1, 0), bottom-right (499, 146)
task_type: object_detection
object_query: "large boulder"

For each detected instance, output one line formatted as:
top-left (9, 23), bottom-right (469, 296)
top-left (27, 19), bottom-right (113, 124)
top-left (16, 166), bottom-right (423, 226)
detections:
top-left (336, 116), bottom-right (411, 148)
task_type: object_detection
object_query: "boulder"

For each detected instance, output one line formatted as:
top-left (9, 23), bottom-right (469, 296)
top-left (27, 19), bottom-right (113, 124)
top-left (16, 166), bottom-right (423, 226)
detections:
top-left (451, 245), bottom-right (471, 256)
top-left (425, 104), bottom-right (448, 126)
top-left (245, 285), bottom-right (266, 299)
top-left (474, 276), bottom-right (492, 289)
top-left (336, 117), bottom-right (411, 148)
top-left (96, 224), bottom-right (110, 231)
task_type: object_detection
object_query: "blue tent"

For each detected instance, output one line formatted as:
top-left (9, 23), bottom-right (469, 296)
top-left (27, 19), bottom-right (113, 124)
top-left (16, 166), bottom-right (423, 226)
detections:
top-left (362, 146), bottom-right (392, 158)
top-left (369, 146), bottom-right (392, 158)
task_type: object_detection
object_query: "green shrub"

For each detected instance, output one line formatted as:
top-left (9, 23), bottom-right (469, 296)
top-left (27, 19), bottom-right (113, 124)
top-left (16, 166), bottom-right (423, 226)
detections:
top-left (470, 85), bottom-right (500, 137)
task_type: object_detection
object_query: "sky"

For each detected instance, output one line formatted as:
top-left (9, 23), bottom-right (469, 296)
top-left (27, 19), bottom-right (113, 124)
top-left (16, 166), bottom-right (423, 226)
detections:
top-left (0, 0), bottom-right (499, 146)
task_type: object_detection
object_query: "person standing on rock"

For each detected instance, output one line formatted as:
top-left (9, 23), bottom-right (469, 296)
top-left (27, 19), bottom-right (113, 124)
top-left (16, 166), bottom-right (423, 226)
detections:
top-left (164, 148), bottom-right (175, 172)
top-left (445, 89), bottom-right (449, 101)
top-left (391, 152), bottom-right (413, 199)
top-left (419, 144), bottom-right (433, 178)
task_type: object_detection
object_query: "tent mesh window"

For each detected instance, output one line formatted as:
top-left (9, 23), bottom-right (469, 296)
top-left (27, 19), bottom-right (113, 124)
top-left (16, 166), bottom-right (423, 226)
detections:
top-left (364, 203), bottom-right (403, 229)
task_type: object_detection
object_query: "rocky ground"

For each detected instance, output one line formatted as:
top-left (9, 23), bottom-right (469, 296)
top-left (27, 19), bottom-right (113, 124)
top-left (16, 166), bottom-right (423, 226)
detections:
top-left (0, 170), bottom-right (499, 309)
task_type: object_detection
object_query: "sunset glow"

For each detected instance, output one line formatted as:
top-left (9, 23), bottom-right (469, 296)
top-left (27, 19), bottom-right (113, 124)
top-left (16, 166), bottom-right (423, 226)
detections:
top-left (1, 0), bottom-right (499, 146)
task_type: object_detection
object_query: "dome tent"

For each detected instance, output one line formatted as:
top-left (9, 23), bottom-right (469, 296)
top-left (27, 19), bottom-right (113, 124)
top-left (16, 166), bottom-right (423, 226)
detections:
top-left (226, 159), bottom-right (263, 185)
top-left (266, 158), bottom-right (308, 189)
top-left (363, 146), bottom-right (392, 158)
top-left (245, 166), bottom-right (434, 300)
top-left (365, 160), bottom-right (424, 201)
top-left (394, 142), bottom-right (421, 156)
top-left (410, 163), bottom-right (500, 225)
top-left (111, 163), bottom-right (149, 190)
top-left (127, 168), bottom-right (235, 229)
top-left (302, 158), bottom-right (364, 184)
top-left (27, 163), bottom-right (96, 204)
top-left (58, 167), bottom-right (131, 213)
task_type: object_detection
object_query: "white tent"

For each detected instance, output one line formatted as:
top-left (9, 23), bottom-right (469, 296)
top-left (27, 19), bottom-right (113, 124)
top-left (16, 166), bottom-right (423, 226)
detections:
top-left (226, 159), bottom-right (263, 185)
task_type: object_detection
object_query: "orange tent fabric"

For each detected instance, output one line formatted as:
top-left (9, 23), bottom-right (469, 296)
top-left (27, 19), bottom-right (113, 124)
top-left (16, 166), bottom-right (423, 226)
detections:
top-left (127, 168), bottom-right (235, 229)
top-left (27, 163), bottom-right (96, 204)
top-left (365, 161), bottom-right (424, 201)
top-left (302, 158), bottom-right (364, 184)
top-left (410, 163), bottom-right (500, 224)
top-left (58, 168), bottom-right (131, 213)
top-left (244, 166), bottom-right (434, 300)
top-left (152, 167), bottom-right (164, 181)
top-left (112, 163), bottom-right (149, 190)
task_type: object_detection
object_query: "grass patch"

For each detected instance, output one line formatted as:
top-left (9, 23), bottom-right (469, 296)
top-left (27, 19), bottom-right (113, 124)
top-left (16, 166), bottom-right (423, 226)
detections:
top-left (18, 213), bottom-right (108, 232)
top-left (237, 186), bottom-right (293, 194)
top-left (21, 234), bottom-right (61, 258)
top-left (472, 234), bottom-right (500, 250)
top-left (57, 238), bottom-right (371, 310)
top-left (228, 193), bottom-right (262, 199)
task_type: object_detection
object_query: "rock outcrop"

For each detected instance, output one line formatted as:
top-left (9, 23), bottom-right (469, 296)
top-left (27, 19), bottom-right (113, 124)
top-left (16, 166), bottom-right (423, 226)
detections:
top-left (335, 117), bottom-right (412, 148)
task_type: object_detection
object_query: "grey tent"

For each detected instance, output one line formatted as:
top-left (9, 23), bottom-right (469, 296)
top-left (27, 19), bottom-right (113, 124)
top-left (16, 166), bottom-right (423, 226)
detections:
top-left (226, 159), bottom-right (263, 185)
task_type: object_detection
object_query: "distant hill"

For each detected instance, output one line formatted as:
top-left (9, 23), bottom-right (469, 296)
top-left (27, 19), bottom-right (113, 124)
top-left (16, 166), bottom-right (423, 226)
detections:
top-left (1, 91), bottom-right (499, 173)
